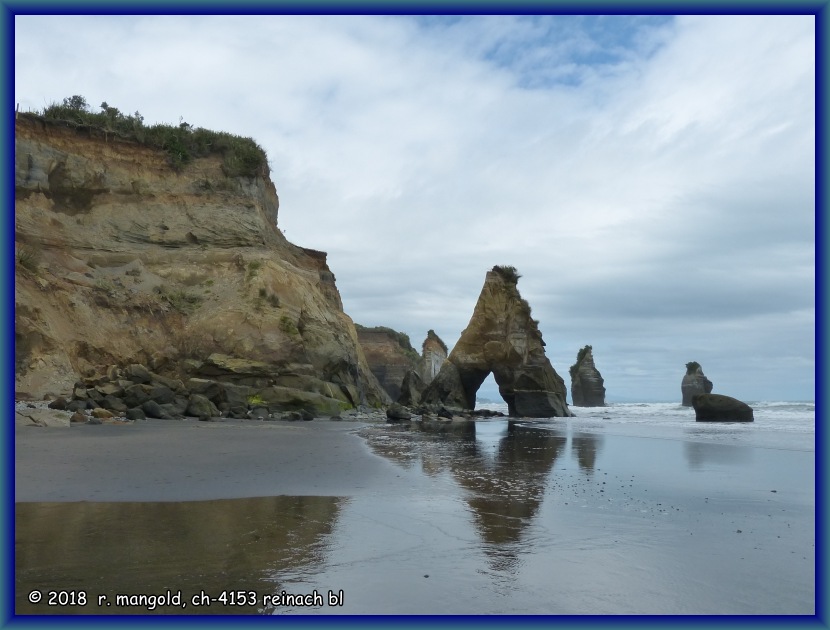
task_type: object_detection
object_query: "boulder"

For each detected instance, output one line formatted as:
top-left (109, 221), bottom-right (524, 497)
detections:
top-left (122, 383), bottom-right (152, 408)
top-left (682, 361), bottom-right (714, 406)
top-left (100, 395), bottom-right (127, 413)
top-left (185, 394), bottom-right (219, 419)
top-left (420, 266), bottom-right (572, 417)
top-left (126, 407), bottom-right (146, 421)
top-left (123, 363), bottom-right (153, 384)
top-left (186, 378), bottom-right (226, 404)
top-left (386, 402), bottom-right (412, 422)
top-left (692, 394), bottom-right (754, 422)
top-left (569, 345), bottom-right (606, 407)
top-left (148, 385), bottom-right (176, 405)
top-left (70, 411), bottom-right (87, 423)
top-left (253, 386), bottom-right (345, 416)
top-left (47, 396), bottom-right (68, 410)
top-left (141, 400), bottom-right (171, 419)
top-left (397, 370), bottom-right (425, 407)
top-left (91, 407), bottom-right (114, 419)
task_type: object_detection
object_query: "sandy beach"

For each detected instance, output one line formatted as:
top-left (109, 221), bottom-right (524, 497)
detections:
top-left (15, 415), bottom-right (815, 616)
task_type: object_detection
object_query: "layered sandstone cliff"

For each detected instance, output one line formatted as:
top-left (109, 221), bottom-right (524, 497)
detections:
top-left (569, 345), bottom-right (606, 407)
top-left (420, 266), bottom-right (572, 417)
top-left (355, 325), bottom-right (420, 401)
top-left (14, 113), bottom-right (387, 407)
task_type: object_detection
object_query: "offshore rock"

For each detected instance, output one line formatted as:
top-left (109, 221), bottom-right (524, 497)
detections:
top-left (569, 345), bottom-right (606, 407)
top-left (681, 362), bottom-right (714, 406)
top-left (692, 393), bottom-right (754, 422)
top-left (420, 266), bottom-right (572, 418)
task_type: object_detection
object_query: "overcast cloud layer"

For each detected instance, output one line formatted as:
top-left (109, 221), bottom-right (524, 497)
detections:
top-left (14, 14), bottom-right (815, 402)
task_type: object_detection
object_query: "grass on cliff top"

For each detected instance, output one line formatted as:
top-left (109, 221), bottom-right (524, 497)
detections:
top-left (492, 265), bottom-right (521, 284)
top-left (355, 324), bottom-right (420, 361)
top-left (30, 95), bottom-right (268, 177)
top-left (569, 344), bottom-right (592, 379)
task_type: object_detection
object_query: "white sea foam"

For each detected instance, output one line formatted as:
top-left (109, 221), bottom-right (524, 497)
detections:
top-left (475, 400), bottom-right (816, 450)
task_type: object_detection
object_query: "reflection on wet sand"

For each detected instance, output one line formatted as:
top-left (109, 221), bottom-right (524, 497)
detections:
top-left (16, 496), bottom-right (344, 615)
top-left (571, 431), bottom-right (605, 473)
top-left (362, 420), bottom-right (601, 571)
top-left (684, 440), bottom-right (752, 469)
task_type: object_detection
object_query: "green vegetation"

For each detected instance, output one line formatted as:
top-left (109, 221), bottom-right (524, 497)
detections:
top-left (254, 287), bottom-right (281, 311)
top-left (492, 265), bottom-right (521, 283)
top-left (569, 345), bottom-right (592, 379)
top-left (247, 394), bottom-right (266, 407)
top-left (15, 245), bottom-right (40, 273)
top-left (246, 260), bottom-right (262, 281)
top-left (33, 95), bottom-right (269, 177)
top-left (685, 361), bottom-right (702, 375)
top-left (425, 329), bottom-right (448, 354)
top-left (155, 285), bottom-right (203, 314)
top-left (354, 324), bottom-right (419, 361)
top-left (279, 314), bottom-right (300, 337)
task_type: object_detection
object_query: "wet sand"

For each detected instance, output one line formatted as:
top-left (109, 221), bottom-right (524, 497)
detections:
top-left (15, 418), bottom-right (400, 502)
top-left (14, 417), bottom-right (815, 615)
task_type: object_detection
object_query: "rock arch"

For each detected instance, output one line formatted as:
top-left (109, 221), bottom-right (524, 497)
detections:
top-left (420, 266), bottom-right (572, 417)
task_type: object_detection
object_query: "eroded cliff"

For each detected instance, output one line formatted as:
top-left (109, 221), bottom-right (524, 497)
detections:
top-left (14, 113), bottom-right (386, 407)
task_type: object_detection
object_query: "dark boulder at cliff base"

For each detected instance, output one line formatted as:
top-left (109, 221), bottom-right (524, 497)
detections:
top-left (692, 394), bottom-right (754, 422)
top-left (681, 361), bottom-right (714, 406)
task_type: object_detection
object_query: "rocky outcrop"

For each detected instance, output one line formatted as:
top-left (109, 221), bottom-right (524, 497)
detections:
top-left (355, 325), bottom-right (420, 401)
top-left (692, 394), bottom-right (754, 422)
top-left (14, 113), bottom-right (386, 406)
top-left (681, 362), bottom-right (714, 406)
top-left (63, 361), bottom-right (352, 420)
top-left (569, 345), bottom-right (606, 407)
top-left (420, 266), bottom-right (572, 417)
top-left (357, 327), bottom-right (448, 404)
top-left (420, 330), bottom-right (447, 384)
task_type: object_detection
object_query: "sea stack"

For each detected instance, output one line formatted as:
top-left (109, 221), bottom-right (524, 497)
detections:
top-left (396, 329), bottom-right (448, 406)
top-left (569, 345), bottom-right (606, 407)
top-left (420, 266), bottom-right (572, 417)
top-left (420, 330), bottom-right (448, 384)
top-left (681, 361), bottom-right (714, 406)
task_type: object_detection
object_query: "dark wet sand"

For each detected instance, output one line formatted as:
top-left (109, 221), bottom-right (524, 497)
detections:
top-left (14, 417), bottom-right (815, 615)
top-left (15, 418), bottom-right (400, 502)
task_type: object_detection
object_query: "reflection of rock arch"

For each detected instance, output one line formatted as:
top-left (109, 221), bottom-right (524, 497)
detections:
top-left (420, 267), bottom-right (572, 418)
top-left (572, 431), bottom-right (604, 473)
top-left (451, 425), bottom-right (567, 549)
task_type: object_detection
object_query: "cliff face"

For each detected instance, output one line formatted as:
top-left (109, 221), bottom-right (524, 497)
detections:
top-left (569, 345), bottom-right (606, 407)
top-left (420, 266), bottom-right (572, 417)
top-left (354, 326), bottom-right (417, 402)
top-left (14, 114), bottom-right (386, 405)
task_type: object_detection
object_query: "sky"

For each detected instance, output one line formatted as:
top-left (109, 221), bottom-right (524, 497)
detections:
top-left (13, 13), bottom-right (816, 403)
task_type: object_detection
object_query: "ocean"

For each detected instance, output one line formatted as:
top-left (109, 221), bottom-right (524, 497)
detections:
top-left (477, 400), bottom-right (816, 451)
